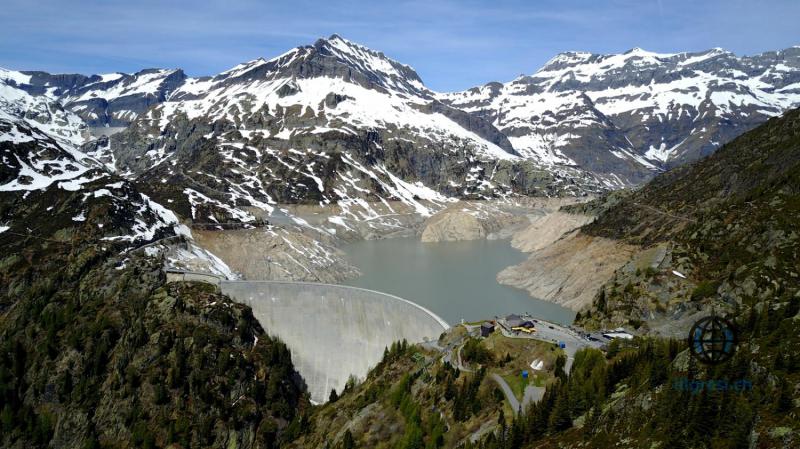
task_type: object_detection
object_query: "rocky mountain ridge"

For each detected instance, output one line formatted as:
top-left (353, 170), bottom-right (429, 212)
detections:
top-left (72, 35), bottom-right (602, 229)
top-left (3, 38), bottom-right (797, 220)
top-left (6, 67), bottom-right (185, 129)
top-left (441, 46), bottom-right (800, 184)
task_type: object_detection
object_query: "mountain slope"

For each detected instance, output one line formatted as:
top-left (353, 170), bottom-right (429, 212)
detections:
top-left (0, 71), bottom-right (87, 146)
top-left (576, 106), bottom-right (800, 333)
top-left (12, 68), bottom-right (186, 129)
top-left (82, 35), bottom-right (602, 227)
top-left (442, 46), bottom-right (800, 185)
top-left (0, 256), bottom-right (308, 449)
top-left (0, 114), bottom-right (309, 449)
top-left (0, 113), bottom-right (187, 255)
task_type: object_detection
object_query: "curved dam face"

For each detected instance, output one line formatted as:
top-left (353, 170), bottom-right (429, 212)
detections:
top-left (220, 281), bottom-right (449, 403)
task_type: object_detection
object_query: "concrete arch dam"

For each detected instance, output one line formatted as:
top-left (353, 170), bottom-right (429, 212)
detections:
top-left (220, 281), bottom-right (449, 403)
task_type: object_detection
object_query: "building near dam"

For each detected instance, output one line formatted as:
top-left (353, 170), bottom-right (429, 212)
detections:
top-left (220, 280), bottom-right (449, 403)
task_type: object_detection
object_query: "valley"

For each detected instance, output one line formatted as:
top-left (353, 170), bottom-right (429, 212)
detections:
top-left (1, 23), bottom-right (799, 449)
top-left (181, 197), bottom-right (588, 323)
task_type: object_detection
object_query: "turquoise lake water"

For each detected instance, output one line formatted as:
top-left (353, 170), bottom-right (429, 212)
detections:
top-left (340, 237), bottom-right (575, 326)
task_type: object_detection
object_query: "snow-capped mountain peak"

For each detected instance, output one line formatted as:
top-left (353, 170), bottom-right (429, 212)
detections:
top-left (142, 35), bottom-right (515, 165)
top-left (441, 45), bottom-right (800, 185)
top-left (623, 47), bottom-right (674, 57)
top-left (3, 39), bottom-right (800, 215)
top-left (179, 35), bottom-right (429, 101)
top-left (312, 34), bottom-right (427, 95)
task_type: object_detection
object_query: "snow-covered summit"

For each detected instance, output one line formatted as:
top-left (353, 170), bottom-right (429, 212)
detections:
top-left (181, 34), bottom-right (430, 100)
top-left (3, 39), bottom-right (800, 199)
top-left (441, 45), bottom-right (800, 183)
top-left (147, 35), bottom-right (515, 163)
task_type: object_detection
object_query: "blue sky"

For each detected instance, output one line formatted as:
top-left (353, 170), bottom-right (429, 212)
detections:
top-left (1, 0), bottom-right (799, 91)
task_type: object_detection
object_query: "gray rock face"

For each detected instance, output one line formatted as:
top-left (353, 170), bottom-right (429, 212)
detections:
top-left (16, 68), bottom-right (187, 127)
top-left (423, 100), bottom-right (517, 154)
top-left (441, 47), bottom-right (800, 185)
top-left (90, 112), bottom-right (601, 225)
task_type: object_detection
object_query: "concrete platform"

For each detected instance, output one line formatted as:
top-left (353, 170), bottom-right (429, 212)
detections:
top-left (220, 280), bottom-right (449, 403)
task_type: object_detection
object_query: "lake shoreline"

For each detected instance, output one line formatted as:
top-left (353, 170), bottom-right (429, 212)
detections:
top-left (189, 197), bottom-right (596, 321)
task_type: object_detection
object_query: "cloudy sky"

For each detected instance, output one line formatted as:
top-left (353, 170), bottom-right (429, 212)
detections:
top-left (1, 0), bottom-right (799, 91)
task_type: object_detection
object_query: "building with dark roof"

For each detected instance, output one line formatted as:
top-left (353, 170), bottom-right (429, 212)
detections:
top-left (505, 314), bottom-right (534, 330)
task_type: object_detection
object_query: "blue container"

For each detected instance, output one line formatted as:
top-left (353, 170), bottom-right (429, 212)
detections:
top-left (522, 370), bottom-right (529, 379)
top-left (559, 341), bottom-right (566, 349)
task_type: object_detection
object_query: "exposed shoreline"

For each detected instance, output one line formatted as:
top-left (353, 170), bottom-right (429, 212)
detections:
top-left (182, 197), bottom-right (629, 315)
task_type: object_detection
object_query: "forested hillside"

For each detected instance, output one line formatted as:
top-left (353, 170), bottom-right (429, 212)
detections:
top-left (0, 138), bottom-right (309, 447)
top-left (574, 107), bottom-right (800, 335)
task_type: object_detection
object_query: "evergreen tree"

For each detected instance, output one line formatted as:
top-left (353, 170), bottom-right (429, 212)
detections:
top-left (342, 429), bottom-right (355, 449)
top-left (547, 387), bottom-right (572, 432)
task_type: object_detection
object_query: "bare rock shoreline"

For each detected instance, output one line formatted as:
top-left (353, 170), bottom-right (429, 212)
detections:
top-left (180, 197), bottom-right (636, 315)
top-left (417, 197), bottom-right (635, 312)
top-left (497, 231), bottom-right (637, 311)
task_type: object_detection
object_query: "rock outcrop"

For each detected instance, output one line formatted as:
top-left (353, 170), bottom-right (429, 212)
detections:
top-left (193, 226), bottom-right (359, 282)
top-left (509, 211), bottom-right (593, 252)
top-left (419, 201), bottom-right (532, 242)
top-left (421, 209), bottom-right (487, 242)
top-left (497, 231), bottom-right (637, 311)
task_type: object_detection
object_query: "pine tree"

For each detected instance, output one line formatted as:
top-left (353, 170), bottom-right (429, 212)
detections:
top-left (554, 354), bottom-right (567, 380)
top-left (597, 289), bottom-right (607, 313)
top-left (496, 408), bottom-right (507, 446)
top-left (548, 391), bottom-right (571, 432)
top-left (776, 379), bottom-right (793, 412)
top-left (342, 429), bottom-right (355, 449)
top-left (0, 404), bottom-right (14, 433)
top-left (583, 406), bottom-right (602, 437)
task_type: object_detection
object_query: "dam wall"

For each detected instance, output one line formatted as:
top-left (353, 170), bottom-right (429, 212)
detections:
top-left (220, 281), bottom-right (449, 403)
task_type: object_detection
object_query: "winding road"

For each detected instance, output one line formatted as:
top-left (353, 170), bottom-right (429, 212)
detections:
top-left (491, 374), bottom-right (521, 414)
top-left (490, 374), bottom-right (546, 415)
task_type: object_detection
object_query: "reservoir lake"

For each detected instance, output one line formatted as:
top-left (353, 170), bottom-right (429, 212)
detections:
top-left (340, 237), bottom-right (575, 326)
